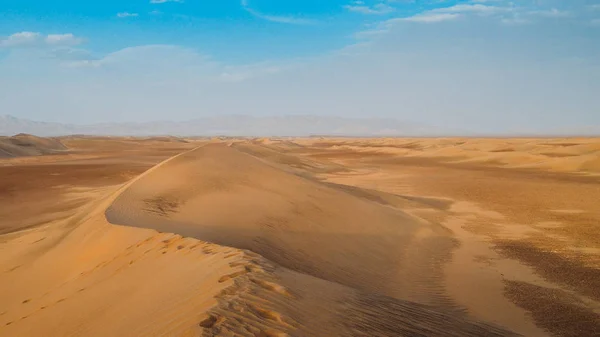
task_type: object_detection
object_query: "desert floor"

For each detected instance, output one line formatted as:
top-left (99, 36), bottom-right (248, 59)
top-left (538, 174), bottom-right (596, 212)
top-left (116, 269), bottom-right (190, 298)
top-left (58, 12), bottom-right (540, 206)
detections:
top-left (1, 136), bottom-right (599, 336)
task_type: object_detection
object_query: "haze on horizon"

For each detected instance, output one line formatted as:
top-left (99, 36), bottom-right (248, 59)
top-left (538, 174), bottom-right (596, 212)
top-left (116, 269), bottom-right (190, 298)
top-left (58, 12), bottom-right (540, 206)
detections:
top-left (1, 0), bottom-right (599, 135)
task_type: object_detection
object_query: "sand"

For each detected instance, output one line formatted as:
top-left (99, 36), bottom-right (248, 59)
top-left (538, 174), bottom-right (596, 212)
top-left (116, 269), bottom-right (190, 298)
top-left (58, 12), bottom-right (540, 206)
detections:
top-left (1, 137), bottom-right (599, 336)
top-left (0, 134), bottom-right (67, 158)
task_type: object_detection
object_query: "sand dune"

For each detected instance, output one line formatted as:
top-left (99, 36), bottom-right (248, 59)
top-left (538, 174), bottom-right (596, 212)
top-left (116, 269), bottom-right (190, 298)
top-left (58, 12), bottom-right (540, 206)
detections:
top-left (302, 137), bottom-right (600, 175)
top-left (0, 142), bottom-right (515, 336)
top-left (104, 143), bottom-right (516, 336)
top-left (0, 147), bottom-right (264, 336)
top-left (0, 134), bottom-right (66, 158)
top-left (0, 189), bottom-right (253, 336)
top-left (106, 143), bottom-right (456, 302)
top-left (2, 137), bottom-right (599, 336)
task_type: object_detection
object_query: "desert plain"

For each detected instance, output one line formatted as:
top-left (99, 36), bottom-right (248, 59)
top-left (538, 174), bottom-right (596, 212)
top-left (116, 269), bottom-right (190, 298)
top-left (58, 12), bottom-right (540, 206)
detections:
top-left (0, 134), bottom-right (599, 336)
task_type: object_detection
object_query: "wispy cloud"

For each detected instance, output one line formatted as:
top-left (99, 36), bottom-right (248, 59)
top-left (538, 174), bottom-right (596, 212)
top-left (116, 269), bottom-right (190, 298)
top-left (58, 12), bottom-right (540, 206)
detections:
top-left (47, 47), bottom-right (95, 61)
top-left (150, 0), bottom-right (183, 3)
top-left (469, 0), bottom-right (505, 3)
top-left (383, 3), bottom-right (512, 25)
top-left (528, 8), bottom-right (571, 18)
top-left (45, 33), bottom-right (84, 46)
top-left (63, 44), bottom-right (287, 83)
top-left (0, 31), bottom-right (41, 47)
top-left (431, 4), bottom-right (513, 15)
top-left (500, 14), bottom-right (531, 25)
top-left (344, 3), bottom-right (395, 15)
top-left (499, 7), bottom-right (571, 25)
top-left (589, 4), bottom-right (600, 11)
top-left (1, 32), bottom-right (84, 48)
top-left (400, 13), bottom-right (461, 23)
top-left (354, 0), bottom-right (589, 37)
top-left (353, 9), bottom-right (461, 37)
top-left (241, 0), bottom-right (315, 25)
top-left (117, 12), bottom-right (139, 18)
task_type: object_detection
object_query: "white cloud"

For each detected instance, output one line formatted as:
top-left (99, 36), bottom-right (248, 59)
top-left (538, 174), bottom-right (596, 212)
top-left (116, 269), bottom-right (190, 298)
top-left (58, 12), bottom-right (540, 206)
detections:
top-left (589, 4), bottom-right (600, 11)
top-left (241, 0), bottom-right (314, 24)
top-left (387, 3), bottom-right (512, 25)
top-left (501, 14), bottom-right (531, 25)
top-left (150, 0), bottom-right (183, 3)
top-left (432, 4), bottom-right (513, 15)
top-left (528, 8), bottom-right (571, 18)
top-left (353, 10), bottom-right (460, 35)
top-left (60, 44), bottom-right (285, 83)
top-left (45, 34), bottom-right (84, 46)
top-left (0, 32), bottom-right (42, 47)
top-left (400, 13), bottom-right (461, 23)
top-left (117, 12), bottom-right (139, 18)
top-left (354, 28), bottom-right (389, 39)
top-left (344, 3), bottom-right (395, 15)
top-left (1, 32), bottom-right (84, 48)
top-left (66, 45), bottom-right (202, 68)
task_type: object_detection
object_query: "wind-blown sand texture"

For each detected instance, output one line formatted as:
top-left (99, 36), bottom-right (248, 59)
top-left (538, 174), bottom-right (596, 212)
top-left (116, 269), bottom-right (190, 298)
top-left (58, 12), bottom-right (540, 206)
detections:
top-left (1, 137), bottom-right (599, 336)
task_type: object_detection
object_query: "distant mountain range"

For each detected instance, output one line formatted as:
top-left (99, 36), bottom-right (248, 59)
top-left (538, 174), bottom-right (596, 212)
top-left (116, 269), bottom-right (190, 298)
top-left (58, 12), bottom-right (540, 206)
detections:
top-left (0, 115), bottom-right (445, 137)
top-left (2, 115), bottom-right (598, 137)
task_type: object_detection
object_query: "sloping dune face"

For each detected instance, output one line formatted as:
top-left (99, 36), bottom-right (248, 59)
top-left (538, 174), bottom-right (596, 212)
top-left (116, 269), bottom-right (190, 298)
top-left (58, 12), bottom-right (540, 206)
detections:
top-left (0, 134), bottom-right (67, 158)
top-left (0, 182), bottom-right (253, 337)
top-left (106, 143), bottom-right (454, 302)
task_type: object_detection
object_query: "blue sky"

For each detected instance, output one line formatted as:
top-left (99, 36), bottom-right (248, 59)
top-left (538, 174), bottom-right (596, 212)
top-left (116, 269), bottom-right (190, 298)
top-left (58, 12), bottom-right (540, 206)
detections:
top-left (1, 0), bottom-right (600, 133)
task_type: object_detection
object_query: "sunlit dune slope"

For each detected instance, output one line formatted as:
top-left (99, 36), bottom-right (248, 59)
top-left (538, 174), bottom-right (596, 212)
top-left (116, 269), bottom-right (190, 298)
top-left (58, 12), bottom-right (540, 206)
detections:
top-left (0, 179), bottom-right (251, 336)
